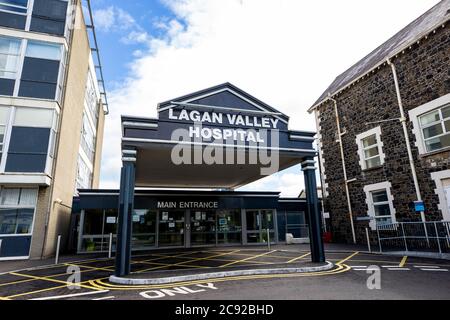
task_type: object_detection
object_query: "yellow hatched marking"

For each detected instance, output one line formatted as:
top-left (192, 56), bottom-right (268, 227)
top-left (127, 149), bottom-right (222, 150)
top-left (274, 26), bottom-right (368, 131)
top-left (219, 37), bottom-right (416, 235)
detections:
top-left (287, 252), bottom-right (310, 263)
top-left (399, 256), bottom-right (408, 267)
top-left (64, 263), bottom-right (114, 272)
top-left (9, 272), bottom-right (102, 292)
top-left (336, 251), bottom-right (359, 265)
top-left (219, 250), bottom-right (276, 267)
top-left (135, 249), bottom-right (242, 273)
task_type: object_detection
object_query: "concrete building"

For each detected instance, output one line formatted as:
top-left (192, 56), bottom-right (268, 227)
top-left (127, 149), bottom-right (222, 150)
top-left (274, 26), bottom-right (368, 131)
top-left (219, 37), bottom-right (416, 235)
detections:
top-left (309, 1), bottom-right (449, 244)
top-left (0, 0), bottom-right (108, 260)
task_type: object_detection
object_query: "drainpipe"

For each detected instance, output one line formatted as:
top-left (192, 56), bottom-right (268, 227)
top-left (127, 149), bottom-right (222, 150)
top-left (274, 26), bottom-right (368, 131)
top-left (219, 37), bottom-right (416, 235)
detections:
top-left (329, 95), bottom-right (356, 243)
top-left (386, 59), bottom-right (425, 222)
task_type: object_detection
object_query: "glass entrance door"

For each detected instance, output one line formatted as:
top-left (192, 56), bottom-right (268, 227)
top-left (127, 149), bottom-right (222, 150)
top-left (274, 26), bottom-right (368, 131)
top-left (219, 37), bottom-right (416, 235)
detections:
top-left (190, 210), bottom-right (216, 246)
top-left (245, 209), bottom-right (275, 243)
top-left (158, 210), bottom-right (185, 247)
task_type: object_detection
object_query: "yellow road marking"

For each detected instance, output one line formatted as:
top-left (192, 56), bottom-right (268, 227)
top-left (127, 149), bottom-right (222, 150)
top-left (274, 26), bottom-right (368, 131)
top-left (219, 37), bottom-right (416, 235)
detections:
top-left (399, 256), bottom-right (408, 267)
top-left (89, 263), bottom-right (351, 290)
top-left (10, 272), bottom-right (101, 292)
top-left (336, 251), bottom-right (359, 265)
top-left (208, 250), bottom-right (300, 260)
top-left (135, 249), bottom-right (242, 273)
top-left (64, 263), bottom-right (114, 272)
top-left (0, 278), bottom-right (37, 287)
top-left (136, 260), bottom-right (210, 269)
top-left (219, 250), bottom-right (276, 267)
top-left (0, 296), bottom-right (11, 300)
top-left (138, 253), bottom-right (273, 266)
top-left (287, 252), bottom-right (310, 263)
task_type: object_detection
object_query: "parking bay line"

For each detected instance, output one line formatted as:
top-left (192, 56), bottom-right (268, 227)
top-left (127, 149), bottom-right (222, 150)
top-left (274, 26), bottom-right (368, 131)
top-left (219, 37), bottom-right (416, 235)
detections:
top-left (399, 256), bottom-right (408, 267)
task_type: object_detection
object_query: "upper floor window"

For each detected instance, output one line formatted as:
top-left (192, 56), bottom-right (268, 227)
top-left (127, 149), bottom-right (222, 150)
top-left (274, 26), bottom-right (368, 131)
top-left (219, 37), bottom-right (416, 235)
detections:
top-left (355, 126), bottom-right (385, 170)
top-left (419, 104), bottom-right (450, 153)
top-left (0, 0), bottom-right (28, 14)
top-left (26, 41), bottom-right (62, 61)
top-left (0, 36), bottom-right (21, 80)
top-left (409, 94), bottom-right (450, 155)
top-left (0, 106), bottom-right (10, 162)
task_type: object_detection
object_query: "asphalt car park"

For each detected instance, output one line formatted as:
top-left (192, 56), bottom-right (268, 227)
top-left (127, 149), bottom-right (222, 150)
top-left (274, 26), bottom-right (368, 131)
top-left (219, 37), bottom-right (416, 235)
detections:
top-left (0, 248), bottom-right (449, 300)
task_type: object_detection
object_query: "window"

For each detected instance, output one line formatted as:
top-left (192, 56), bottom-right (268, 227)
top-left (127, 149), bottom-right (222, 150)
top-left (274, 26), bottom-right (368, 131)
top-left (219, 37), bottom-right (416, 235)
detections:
top-left (364, 182), bottom-right (396, 230)
top-left (356, 126), bottom-right (385, 170)
top-left (418, 104), bottom-right (450, 152)
top-left (409, 94), bottom-right (450, 155)
top-left (75, 155), bottom-right (93, 191)
top-left (0, 0), bottom-right (28, 14)
top-left (25, 41), bottom-right (62, 61)
top-left (85, 70), bottom-right (100, 125)
top-left (0, 36), bottom-right (21, 79)
top-left (0, 106), bottom-right (10, 162)
top-left (80, 113), bottom-right (96, 162)
top-left (0, 187), bottom-right (37, 235)
top-left (14, 107), bottom-right (54, 127)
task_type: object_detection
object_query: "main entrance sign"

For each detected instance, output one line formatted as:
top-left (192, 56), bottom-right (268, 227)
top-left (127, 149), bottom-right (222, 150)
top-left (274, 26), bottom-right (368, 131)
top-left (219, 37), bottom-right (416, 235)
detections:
top-left (157, 201), bottom-right (219, 209)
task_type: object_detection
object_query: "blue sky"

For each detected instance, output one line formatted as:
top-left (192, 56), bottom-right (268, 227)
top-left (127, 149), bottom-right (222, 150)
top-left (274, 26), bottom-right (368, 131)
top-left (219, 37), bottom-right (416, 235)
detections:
top-left (90, 0), bottom-right (179, 88)
top-left (91, 0), bottom-right (441, 195)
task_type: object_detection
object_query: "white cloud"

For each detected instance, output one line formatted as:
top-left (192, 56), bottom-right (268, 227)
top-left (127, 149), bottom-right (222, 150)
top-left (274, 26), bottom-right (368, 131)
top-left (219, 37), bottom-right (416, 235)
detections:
top-left (99, 0), bottom-right (440, 192)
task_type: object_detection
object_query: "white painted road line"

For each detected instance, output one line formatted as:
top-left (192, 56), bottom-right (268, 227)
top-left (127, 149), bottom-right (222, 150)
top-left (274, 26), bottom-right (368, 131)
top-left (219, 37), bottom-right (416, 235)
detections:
top-left (414, 265), bottom-right (440, 268)
top-left (420, 268), bottom-right (448, 272)
top-left (387, 268), bottom-right (410, 271)
top-left (381, 265), bottom-right (398, 268)
top-left (93, 296), bottom-right (115, 300)
top-left (353, 268), bottom-right (369, 271)
top-left (349, 266), bottom-right (368, 268)
top-left (30, 290), bottom-right (110, 300)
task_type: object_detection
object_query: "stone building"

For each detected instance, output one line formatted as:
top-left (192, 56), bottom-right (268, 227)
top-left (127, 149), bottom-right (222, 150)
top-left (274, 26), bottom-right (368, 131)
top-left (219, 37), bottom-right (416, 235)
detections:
top-left (308, 1), bottom-right (450, 243)
top-left (0, 0), bottom-right (107, 260)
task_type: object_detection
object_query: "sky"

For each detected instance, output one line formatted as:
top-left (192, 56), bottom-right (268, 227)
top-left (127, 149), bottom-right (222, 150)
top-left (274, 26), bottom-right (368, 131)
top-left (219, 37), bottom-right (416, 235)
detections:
top-left (90, 0), bottom-right (441, 196)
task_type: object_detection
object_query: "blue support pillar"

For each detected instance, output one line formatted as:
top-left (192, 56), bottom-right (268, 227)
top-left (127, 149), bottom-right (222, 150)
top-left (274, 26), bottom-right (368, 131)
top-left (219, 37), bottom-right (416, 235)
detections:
top-left (115, 150), bottom-right (136, 277)
top-left (302, 158), bottom-right (325, 263)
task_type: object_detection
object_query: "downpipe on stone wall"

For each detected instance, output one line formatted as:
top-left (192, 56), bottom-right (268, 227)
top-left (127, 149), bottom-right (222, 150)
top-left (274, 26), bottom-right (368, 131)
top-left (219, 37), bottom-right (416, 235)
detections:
top-left (386, 59), bottom-right (426, 223)
top-left (329, 94), bottom-right (356, 244)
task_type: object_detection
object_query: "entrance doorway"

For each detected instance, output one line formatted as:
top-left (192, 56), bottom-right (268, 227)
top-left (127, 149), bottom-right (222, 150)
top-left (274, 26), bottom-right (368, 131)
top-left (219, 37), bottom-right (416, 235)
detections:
top-left (245, 209), bottom-right (275, 243)
top-left (157, 210), bottom-right (185, 247)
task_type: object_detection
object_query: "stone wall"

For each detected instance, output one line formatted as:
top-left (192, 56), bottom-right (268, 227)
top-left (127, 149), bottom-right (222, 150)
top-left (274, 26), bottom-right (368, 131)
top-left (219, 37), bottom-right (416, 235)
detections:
top-left (316, 23), bottom-right (450, 243)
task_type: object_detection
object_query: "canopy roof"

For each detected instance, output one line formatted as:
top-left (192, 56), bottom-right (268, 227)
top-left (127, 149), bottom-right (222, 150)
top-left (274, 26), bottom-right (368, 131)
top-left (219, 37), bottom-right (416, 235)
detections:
top-left (122, 83), bottom-right (316, 189)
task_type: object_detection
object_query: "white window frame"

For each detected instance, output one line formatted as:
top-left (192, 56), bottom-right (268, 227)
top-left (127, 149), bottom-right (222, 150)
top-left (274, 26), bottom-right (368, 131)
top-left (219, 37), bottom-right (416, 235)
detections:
top-left (0, 35), bottom-right (67, 103)
top-left (0, 0), bottom-right (72, 38)
top-left (409, 93), bottom-right (450, 155)
top-left (0, 105), bottom-right (57, 174)
top-left (355, 126), bottom-right (385, 170)
top-left (430, 169), bottom-right (450, 221)
top-left (0, 187), bottom-right (38, 237)
top-left (364, 181), bottom-right (396, 230)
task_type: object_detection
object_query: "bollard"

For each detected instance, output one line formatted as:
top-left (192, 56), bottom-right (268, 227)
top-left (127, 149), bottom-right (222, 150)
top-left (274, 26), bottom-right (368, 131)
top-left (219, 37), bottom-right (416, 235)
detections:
top-left (365, 227), bottom-right (371, 253)
top-left (266, 229), bottom-right (270, 251)
top-left (108, 233), bottom-right (113, 258)
top-left (0, 239), bottom-right (2, 256)
top-left (55, 235), bottom-right (61, 265)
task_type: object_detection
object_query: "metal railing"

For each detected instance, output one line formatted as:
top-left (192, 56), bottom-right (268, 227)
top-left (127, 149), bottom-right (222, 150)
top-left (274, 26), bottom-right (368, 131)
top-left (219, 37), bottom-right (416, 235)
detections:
top-left (376, 221), bottom-right (450, 254)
